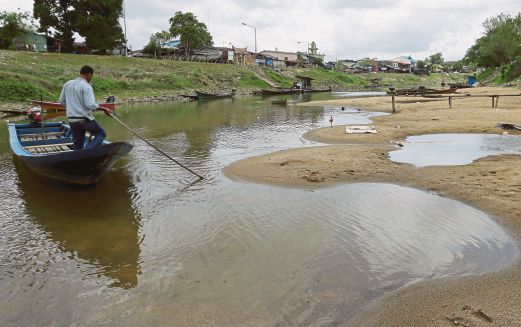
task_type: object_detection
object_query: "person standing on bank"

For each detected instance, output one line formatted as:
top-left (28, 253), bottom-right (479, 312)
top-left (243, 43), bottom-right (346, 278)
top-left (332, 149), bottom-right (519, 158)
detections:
top-left (59, 65), bottom-right (112, 150)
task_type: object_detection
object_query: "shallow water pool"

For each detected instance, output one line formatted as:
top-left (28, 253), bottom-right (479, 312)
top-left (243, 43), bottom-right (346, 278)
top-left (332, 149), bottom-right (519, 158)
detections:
top-left (389, 133), bottom-right (521, 167)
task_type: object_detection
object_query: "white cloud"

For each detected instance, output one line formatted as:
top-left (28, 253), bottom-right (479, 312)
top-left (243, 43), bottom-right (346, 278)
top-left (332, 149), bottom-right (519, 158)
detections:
top-left (4, 0), bottom-right (520, 61)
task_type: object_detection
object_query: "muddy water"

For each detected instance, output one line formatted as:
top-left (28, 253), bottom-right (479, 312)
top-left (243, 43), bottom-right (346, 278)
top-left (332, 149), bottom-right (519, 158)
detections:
top-left (389, 133), bottom-right (521, 167)
top-left (0, 96), bottom-right (517, 326)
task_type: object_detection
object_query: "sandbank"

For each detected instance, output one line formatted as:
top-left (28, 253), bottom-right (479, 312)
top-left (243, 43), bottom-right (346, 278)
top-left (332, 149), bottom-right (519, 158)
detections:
top-left (224, 86), bottom-right (521, 326)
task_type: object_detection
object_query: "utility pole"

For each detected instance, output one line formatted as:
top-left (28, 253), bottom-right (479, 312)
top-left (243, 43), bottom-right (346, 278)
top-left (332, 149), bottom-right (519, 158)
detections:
top-left (123, 0), bottom-right (127, 56)
top-left (297, 41), bottom-right (309, 55)
top-left (242, 22), bottom-right (257, 54)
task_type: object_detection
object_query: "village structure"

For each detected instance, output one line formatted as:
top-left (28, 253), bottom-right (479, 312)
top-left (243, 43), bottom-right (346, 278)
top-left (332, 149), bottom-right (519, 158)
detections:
top-left (6, 31), bottom-right (466, 74)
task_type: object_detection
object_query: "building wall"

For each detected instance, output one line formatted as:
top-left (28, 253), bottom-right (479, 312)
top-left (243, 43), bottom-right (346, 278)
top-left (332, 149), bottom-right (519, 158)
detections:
top-left (259, 51), bottom-right (298, 62)
top-left (12, 32), bottom-right (47, 52)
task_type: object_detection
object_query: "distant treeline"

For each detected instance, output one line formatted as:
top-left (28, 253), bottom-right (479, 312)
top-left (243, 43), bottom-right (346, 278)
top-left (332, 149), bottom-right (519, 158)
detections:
top-left (464, 12), bottom-right (521, 82)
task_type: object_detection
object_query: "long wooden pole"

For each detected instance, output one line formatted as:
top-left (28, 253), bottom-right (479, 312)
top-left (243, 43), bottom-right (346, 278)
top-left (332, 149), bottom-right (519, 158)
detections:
top-left (109, 113), bottom-right (204, 180)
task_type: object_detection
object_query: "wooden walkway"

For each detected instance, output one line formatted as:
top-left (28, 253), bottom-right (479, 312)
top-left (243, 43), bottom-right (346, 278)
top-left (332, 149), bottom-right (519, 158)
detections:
top-left (390, 93), bottom-right (521, 112)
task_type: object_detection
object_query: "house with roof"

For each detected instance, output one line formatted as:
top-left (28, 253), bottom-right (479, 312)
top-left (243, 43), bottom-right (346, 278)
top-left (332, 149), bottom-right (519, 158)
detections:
top-left (378, 56), bottom-right (414, 73)
top-left (232, 47), bottom-right (255, 65)
top-left (11, 31), bottom-right (47, 52)
top-left (391, 56), bottom-right (414, 72)
top-left (160, 40), bottom-right (181, 49)
top-left (259, 50), bottom-right (299, 67)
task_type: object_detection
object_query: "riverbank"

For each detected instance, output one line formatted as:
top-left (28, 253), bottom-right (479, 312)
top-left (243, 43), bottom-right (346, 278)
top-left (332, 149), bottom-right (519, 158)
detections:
top-left (0, 49), bottom-right (469, 107)
top-left (224, 86), bottom-right (521, 326)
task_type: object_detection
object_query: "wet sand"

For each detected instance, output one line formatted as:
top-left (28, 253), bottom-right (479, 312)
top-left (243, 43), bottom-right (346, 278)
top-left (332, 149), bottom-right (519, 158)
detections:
top-left (225, 86), bottom-right (521, 326)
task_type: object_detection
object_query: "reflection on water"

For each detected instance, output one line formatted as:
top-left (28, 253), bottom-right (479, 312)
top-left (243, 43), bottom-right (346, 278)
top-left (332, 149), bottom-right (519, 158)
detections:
top-left (390, 133), bottom-right (521, 167)
top-left (0, 96), bottom-right (518, 325)
top-left (15, 160), bottom-right (141, 289)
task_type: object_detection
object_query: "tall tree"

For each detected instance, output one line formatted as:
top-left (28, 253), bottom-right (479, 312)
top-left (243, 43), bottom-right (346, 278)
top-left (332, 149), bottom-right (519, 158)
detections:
top-left (168, 11), bottom-right (213, 59)
top-left (33, 0), bottom-right (78, 52)
top-left (34, 0), bottom-right (124, 53)
top-left (0, 10), bottom-right (35, 49)
top-left (75, 0), bottom-right (124, 54)
top-left (464, 12), bottom-right (521, 68)
top-left (428, 52), bottom-right (444, 66)
top-left (143, 31), bottom-right (172, 57)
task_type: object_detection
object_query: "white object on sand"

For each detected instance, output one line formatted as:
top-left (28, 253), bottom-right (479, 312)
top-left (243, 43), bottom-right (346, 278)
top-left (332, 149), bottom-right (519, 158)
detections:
top-left (345, 125), bottom-right (377, 134)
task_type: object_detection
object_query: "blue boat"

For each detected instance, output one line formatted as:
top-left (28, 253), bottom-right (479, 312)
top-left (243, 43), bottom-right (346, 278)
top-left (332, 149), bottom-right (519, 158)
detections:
top-left (8, 121), bottom-right (132, 185)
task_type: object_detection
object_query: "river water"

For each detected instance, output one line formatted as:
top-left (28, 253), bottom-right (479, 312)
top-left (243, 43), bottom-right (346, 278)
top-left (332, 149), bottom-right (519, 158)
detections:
top-left (389, 133), bottom-right (521, 167)
top-left (0, 94), bottom-right (517, 326)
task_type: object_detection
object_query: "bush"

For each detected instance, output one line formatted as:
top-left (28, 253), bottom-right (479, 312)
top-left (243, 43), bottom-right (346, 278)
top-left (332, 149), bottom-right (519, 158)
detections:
top-left (501, 57), bottom-right (521, 82)
top-left (0, 78), bottom-right (53, 100)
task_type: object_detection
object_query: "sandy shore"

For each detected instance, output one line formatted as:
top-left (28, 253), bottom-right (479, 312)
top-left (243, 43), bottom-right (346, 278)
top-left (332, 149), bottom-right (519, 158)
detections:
top-left (225, 86), bottom-right (521, 326)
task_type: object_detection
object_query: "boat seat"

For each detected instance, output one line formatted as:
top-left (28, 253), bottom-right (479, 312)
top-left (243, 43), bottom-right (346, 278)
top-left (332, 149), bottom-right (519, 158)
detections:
top-left (19, 131), bottom-right (64, 138)
top-left (26, 145), bottom-right (73, 154)
top-left (20, 137), bottom-right (73, 147)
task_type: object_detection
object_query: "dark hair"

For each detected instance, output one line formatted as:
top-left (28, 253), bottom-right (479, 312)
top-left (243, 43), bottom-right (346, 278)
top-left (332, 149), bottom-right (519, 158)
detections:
top-left (80, 65), bottom-right (94, 75)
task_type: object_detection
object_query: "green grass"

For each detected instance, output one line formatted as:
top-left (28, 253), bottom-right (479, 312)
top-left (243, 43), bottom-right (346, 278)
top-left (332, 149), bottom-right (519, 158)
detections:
top-left (238, 71), bottom-right (269, 88)
top-left (0, 50), bottom-right (488, 103)
top-left (264, 69), bottom-right (293, 87)
top-left (0, 50), bottom-right (270, 101)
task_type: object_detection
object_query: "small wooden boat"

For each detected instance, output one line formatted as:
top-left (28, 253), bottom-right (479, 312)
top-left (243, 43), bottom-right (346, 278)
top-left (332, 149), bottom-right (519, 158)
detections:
top-left (195, 89), bottom-right (235, 100)
top-left (180, 94), bottom-right (199, 101)
top-left (8, 121), bottom-right (132, 185)
top-left (260, 88), bottom-right (303, 96)
top-left (386, 86), bottom-right (458, 96)
top-left (30, 100), bottom-right (116, 112)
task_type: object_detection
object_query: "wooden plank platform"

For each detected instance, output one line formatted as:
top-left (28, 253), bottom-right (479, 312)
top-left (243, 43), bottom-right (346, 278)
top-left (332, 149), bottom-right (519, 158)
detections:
top-left (26, 144), bottom-right (72, 154)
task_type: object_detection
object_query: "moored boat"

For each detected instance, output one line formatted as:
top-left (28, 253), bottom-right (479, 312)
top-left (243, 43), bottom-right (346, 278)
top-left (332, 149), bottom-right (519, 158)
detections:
top-left (195, 89), bottom-right (235, 100)
top-left (386, 86), bottom-right (458, 96)
top-left (261, 87), bottom-right (331, 96)
top-left (310, 87), bottom-right (332, 93)
top-left (30, 100), bottom-right (117, 112)
top-left (8, 121), bottom-right (132, 185)
top-left (260, 88), bottom-right (303, 96)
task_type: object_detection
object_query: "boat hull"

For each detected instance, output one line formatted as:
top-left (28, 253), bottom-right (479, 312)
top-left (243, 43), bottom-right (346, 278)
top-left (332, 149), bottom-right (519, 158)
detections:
top-left (260, 89), bottom-right (303, 96)
top-left (30, 100), bottom-right (116, 112)
top-left (18, 142), bottom-right (132, 185)
top-left (195, 91), bottom-right (235, 99)
top-left (9, 122), bottom-right (132, 185)
top-left (387, 87), bottom-right (458, 96)
top-left (261, 88), bottom-right (330, 96)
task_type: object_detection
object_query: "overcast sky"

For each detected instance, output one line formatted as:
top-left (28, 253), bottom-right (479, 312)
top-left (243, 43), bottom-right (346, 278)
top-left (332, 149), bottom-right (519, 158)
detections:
top-left (1, 0), bottom-right (519, 61)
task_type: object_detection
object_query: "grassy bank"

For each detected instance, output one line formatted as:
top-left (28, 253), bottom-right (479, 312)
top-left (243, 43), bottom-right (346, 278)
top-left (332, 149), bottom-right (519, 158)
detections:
top-left (0, 49), bottom-right (470, 103)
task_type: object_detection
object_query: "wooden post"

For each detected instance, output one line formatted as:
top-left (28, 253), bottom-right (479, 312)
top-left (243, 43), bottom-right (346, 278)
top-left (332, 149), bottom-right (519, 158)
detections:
top-left (495, 96), bottom-right (500, 108)
top-left (491, 96), bottom-right (495, 108)
top-left (392, 95), bottom-right (396, 113)
top-left (449, 97), bottom-right (452, 109)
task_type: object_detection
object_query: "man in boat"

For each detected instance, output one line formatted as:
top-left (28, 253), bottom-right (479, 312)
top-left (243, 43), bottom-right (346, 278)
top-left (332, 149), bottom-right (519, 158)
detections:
top-left (59, 65), bottom-right (112, 150)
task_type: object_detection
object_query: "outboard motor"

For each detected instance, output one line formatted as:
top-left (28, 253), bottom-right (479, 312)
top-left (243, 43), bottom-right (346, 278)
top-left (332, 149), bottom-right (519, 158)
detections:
top-left (106, 95), bottom-right (116, 103)
top-left (27, 107), bottom-right (42, 122)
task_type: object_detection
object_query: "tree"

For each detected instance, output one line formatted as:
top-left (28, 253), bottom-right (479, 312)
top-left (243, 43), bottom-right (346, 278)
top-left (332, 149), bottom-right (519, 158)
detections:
top-left (428, 52), bottom-right (444, 66)
top-left (34, 0), bottom-right (124, 53)
top-left (75, 0), bottom-right (124, 54)
top-left (416, 60), bottom-right (427, 69)
top-left (33, 0), bottom-right (79, 52)
top-left (0, 10), bottom-right (35, 49)
top-left (451, 61), bottom-right (464, 72)
top-left (464, 13), bottom-right (521, 68)
top-left (143, 31), bottom-right (172, 57)
top-left (168, 11), bottom-right (213, 59)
